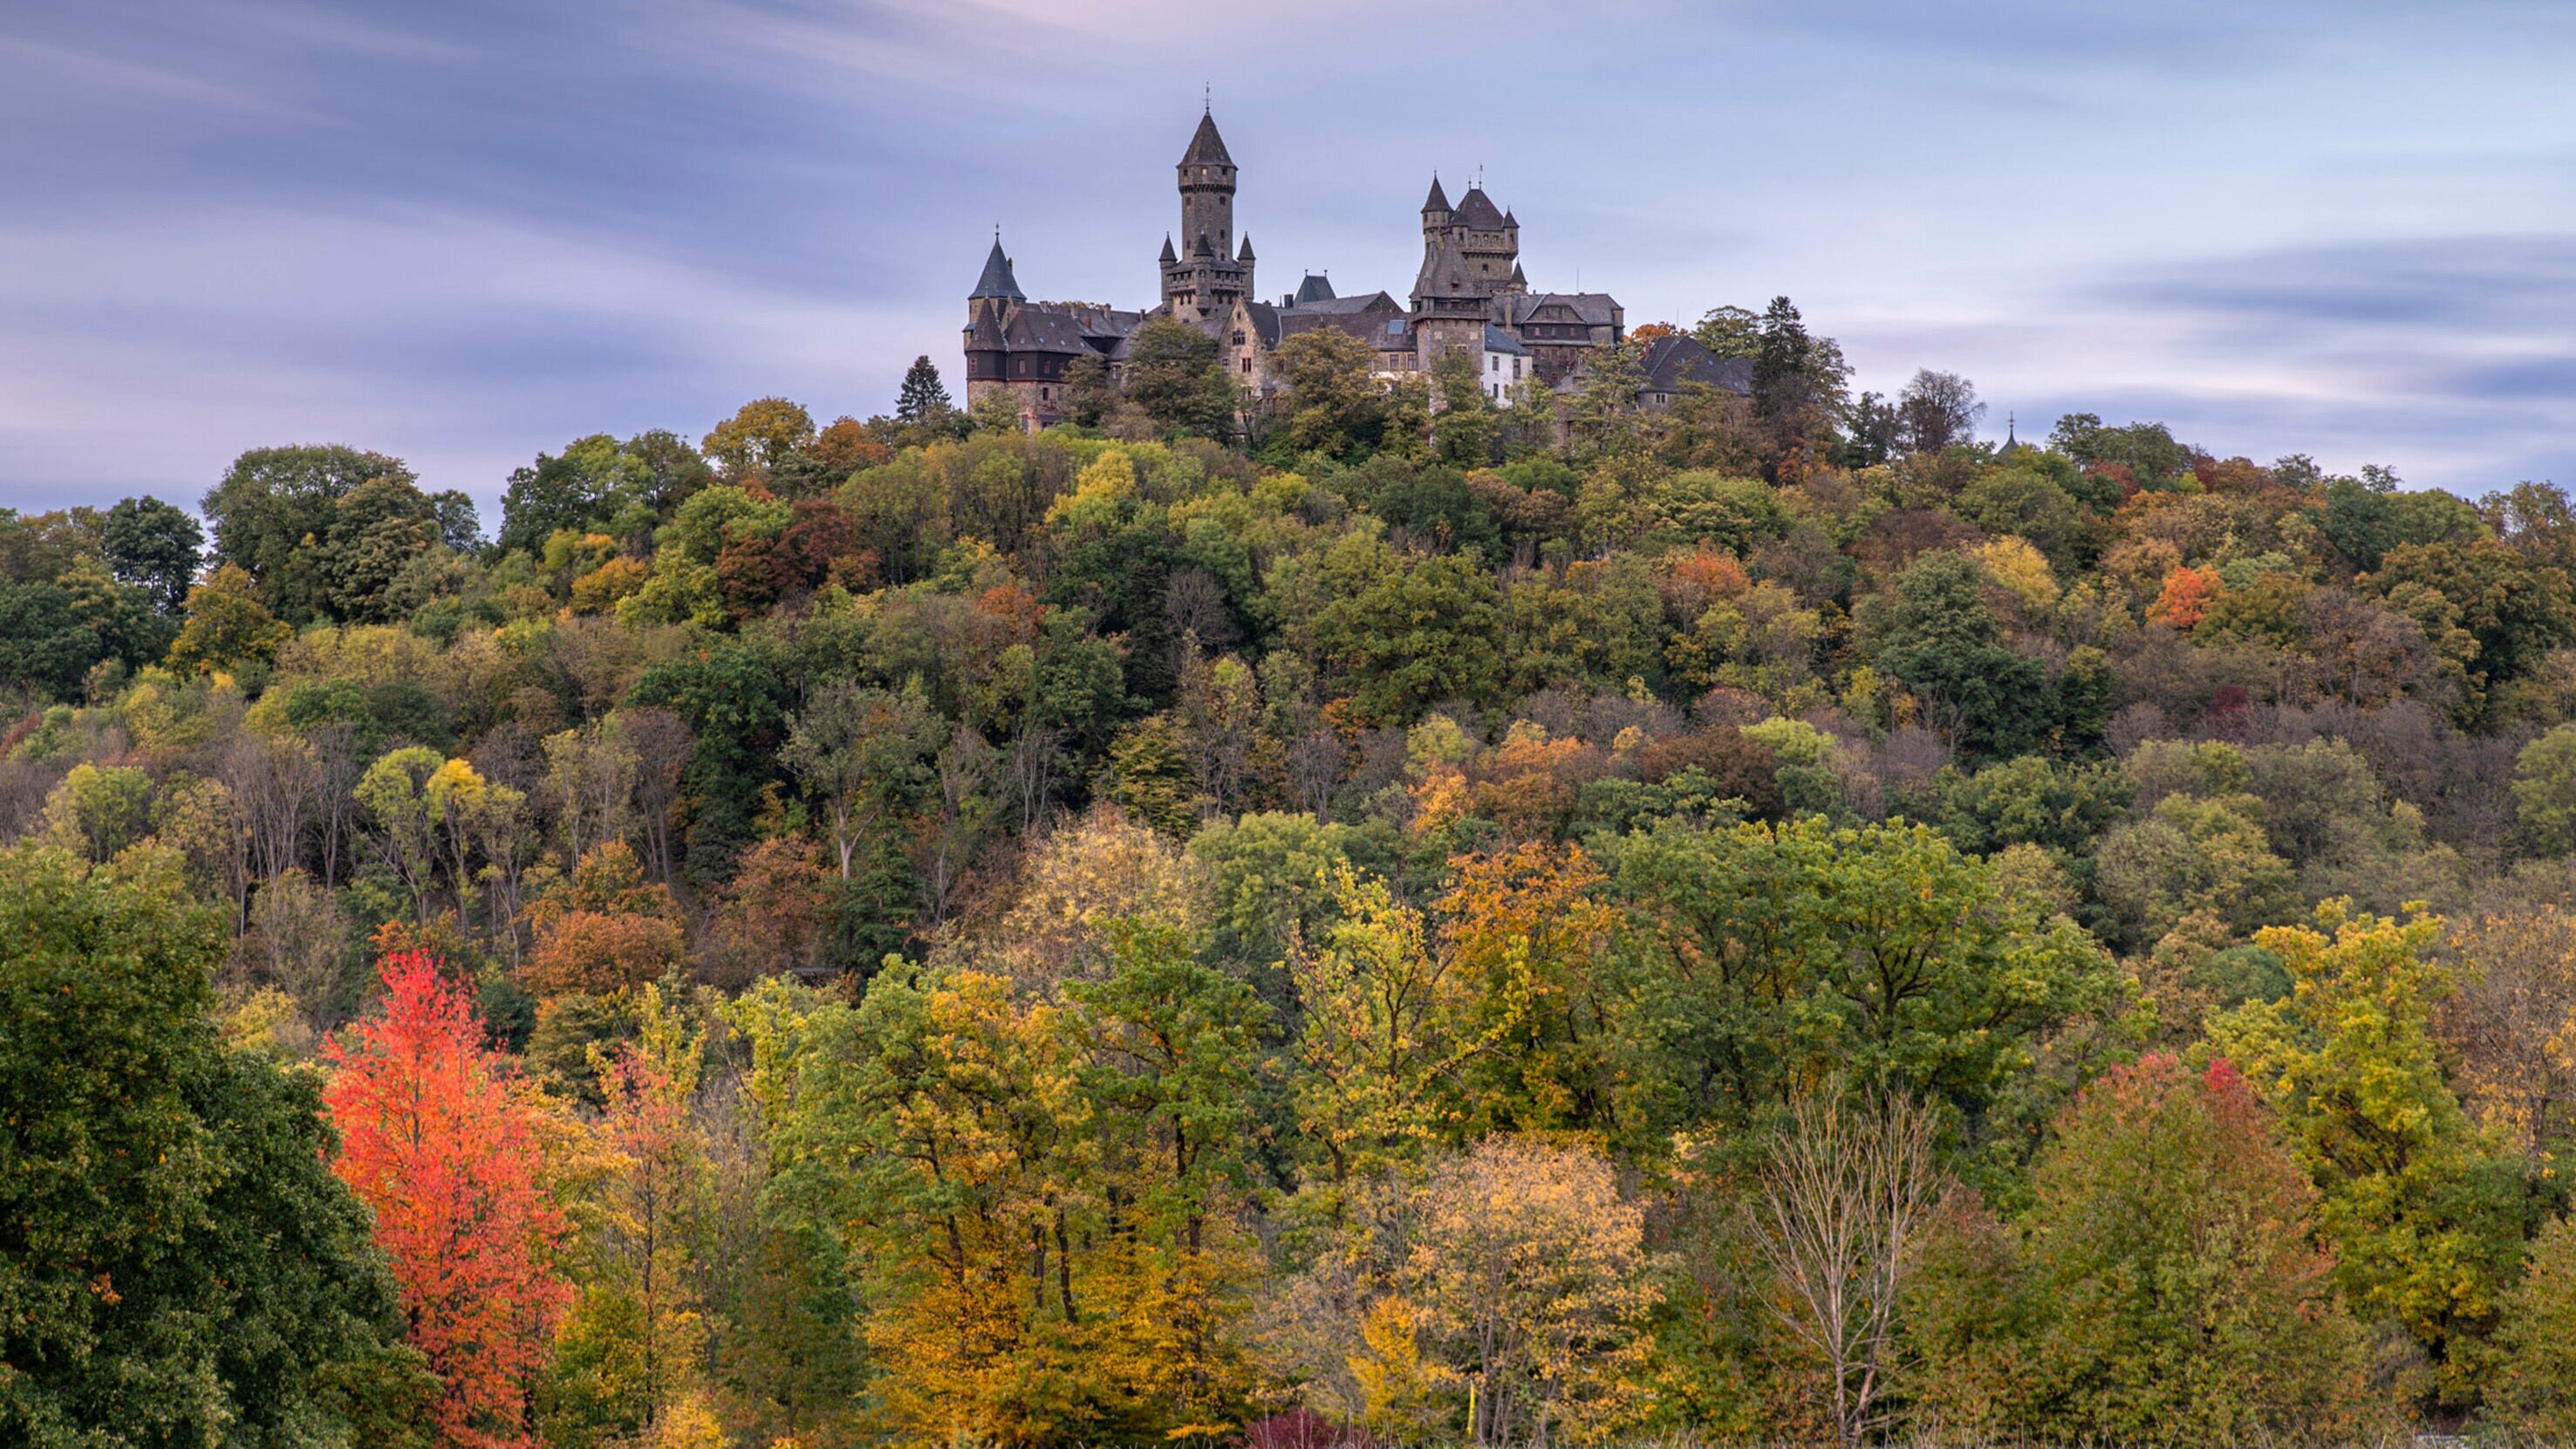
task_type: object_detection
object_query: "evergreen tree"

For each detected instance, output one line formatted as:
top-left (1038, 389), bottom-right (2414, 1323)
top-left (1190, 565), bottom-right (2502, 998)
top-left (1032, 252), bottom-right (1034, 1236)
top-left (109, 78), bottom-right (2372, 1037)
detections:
top-left (895, 355), bottom-right (953, 424)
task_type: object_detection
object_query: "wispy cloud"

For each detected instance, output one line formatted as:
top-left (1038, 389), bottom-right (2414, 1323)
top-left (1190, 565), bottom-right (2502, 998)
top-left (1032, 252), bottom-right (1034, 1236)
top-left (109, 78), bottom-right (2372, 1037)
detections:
top-left (0, 0), bottom-right (2569, 511)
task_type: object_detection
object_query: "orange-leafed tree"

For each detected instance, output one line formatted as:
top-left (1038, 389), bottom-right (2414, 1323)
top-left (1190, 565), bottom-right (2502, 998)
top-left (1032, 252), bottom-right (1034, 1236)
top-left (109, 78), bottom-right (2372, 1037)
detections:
top-left (325, 951), bottom-right (572, 1449)
top-left (2147, 564), bottom-right (2224, 630)
top-left (519, 842), bottom-right (687, 998)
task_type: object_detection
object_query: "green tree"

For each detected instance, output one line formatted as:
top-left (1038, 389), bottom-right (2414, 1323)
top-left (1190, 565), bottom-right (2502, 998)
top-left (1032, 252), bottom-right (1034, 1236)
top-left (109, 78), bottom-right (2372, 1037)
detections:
top-left (1748, 295), bottom-right (1848, 468)
top-left (1308, 543), bottom-right (1504, 724)
top-left (201, 444), bottom-right (414, 623)
top-left (1273, 327), bottom-right (1384, 458)
top-left (167, 561), bottom-right (292, 675)
top-left (0, 844), bottom-right (426, 1446)
top-left (1691, 303), bottom-right (1760, 359)
top-left (2487, 1211), bottom-right (2576, 1439)
top-left (318, 475), bottom-right (444, 623)
top-left (99, 495), bottom-right (203, 614)
top-left (1602, 816), bottom-right (2121, 1153)
top-left (700, 397), bottom-right (817, 479)
top-left (0, 581), bottom-right (105, 700)
top-left (1869, 552), bottom-right (2059, 761)
top-left (779, 682), bottom-right (941, 880)
top-left (895, 355), bottom-right (953, 425)
top-left (1910, 1054), bottom-right (2368, 1444)
top-left (497, 434), bottom-right (658, 556)
top-left (1125, 318), bottom-right (1238, 440)
top-left (1430, 346), bottom-right (1493, 467)
top-left (2210, 904), bottom-right (2524, 1407)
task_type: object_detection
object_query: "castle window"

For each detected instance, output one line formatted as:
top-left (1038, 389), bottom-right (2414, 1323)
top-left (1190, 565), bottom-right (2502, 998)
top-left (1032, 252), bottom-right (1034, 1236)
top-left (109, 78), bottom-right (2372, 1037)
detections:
top-left (1241, 358), bottom-right (1253, 374)
top-left (1232, 331), bottom-right (1245, 345)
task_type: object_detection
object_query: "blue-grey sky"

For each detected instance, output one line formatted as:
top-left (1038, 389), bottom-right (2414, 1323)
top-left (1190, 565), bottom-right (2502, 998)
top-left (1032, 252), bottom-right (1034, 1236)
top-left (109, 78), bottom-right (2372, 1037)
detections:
top-left (3, 0), bottom-right (2572, 516)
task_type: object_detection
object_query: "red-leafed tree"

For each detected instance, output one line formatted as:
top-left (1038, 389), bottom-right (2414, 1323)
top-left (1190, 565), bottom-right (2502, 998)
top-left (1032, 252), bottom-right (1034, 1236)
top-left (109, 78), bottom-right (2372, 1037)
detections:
top-left (325, 951), bottom-right (572, 1449)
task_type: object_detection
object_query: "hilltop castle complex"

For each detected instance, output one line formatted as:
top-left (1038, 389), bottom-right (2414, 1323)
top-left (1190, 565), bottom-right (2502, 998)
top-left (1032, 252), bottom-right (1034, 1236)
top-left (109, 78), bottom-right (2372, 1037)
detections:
top-left (963, 109), bottom-right (1744, 431)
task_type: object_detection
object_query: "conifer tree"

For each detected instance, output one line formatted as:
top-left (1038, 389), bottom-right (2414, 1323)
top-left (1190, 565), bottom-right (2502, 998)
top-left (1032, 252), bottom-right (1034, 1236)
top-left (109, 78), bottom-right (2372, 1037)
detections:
top-left (895, 354), bottom-right (953, 423)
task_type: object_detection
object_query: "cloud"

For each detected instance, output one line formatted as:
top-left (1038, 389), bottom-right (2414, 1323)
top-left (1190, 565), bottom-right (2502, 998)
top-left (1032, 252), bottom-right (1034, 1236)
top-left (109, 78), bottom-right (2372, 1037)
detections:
top-left (1, 0), bottom-right (2572, 512)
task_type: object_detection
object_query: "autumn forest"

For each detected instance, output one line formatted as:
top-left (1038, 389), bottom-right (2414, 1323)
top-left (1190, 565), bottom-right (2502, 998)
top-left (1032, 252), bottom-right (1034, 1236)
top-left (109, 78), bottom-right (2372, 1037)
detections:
top-left (12, 304), bottom-right (2576, 1447)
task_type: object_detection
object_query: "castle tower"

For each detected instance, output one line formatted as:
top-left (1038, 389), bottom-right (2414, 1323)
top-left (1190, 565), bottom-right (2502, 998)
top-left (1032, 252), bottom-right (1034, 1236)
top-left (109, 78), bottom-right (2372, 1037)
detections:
top-left (1411, 174), bottom-right (1519, 359)
top-left (1161, 109), bottom-right (1252, 324)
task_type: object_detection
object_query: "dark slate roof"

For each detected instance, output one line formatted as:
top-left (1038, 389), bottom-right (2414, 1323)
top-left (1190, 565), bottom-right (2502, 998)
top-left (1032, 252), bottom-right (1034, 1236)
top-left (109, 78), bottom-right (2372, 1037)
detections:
top-left (1452, 187), bottom-right (1507, 230)
top-left (984, 302), bottom-right (1147, 358)
top-left (1292, 272), bottom-right (1336, 304)
top-left (1422, 175), bottom-right (1451, 212)
top-left (1238, 232), bottom-right (1255, 261)
top-left (1507, 262), bottom-right (1527, 287)
top-left (1247, 300), bottom-right (1281, 349)
top-left (1000, 306), bottom-right (1090, 353)
top-left (1181, 112), bottom-right (1233, 166)
top-left (1288, 289), bottom-right (1401, 317)
top-left (1503, 207), bottom-right (1518, 227)
top-left (1281, 309), bottom-right (1412, 354)
top-left (1160, 234), bottom-right (1178, 264)
top-left (970, 239), bottom-right (1023, 301)
top-left (1483, 324), bottom-right (1529, 357)
top-left (1639, 335), bottom-right (1753, 395)
top-left (1507, 291), bottom-right (1621, 327)
top-left (966, 298), bottom-right (1005, 349)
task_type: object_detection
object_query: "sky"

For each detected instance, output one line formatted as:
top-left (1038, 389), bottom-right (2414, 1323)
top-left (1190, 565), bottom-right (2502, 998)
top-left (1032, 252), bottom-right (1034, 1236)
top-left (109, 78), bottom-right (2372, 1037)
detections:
top-left (3, 0), bottom-right (2573, 518)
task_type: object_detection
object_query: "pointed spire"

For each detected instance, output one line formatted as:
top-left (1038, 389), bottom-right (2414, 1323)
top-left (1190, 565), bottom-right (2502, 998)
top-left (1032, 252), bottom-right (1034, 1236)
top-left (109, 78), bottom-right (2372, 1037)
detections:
top-left (969, 235), bottom-right (1022, 301)
top-left (1237, 232), bottom-right (1255, 262)
top-left (1160, 233), bottom-right (1178, 264)
top-left (1422, 174), bottom-right (1451, 214)
top-left (1180, 110), bottom-right (1233, 167)
top-left (1192, 230), bottom-right (1213, 257)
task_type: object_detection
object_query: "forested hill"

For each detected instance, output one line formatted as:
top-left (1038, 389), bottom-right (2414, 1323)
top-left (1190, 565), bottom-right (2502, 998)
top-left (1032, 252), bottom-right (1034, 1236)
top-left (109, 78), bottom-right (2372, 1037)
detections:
top-left (8, 309), bottom-right (2576, 1447)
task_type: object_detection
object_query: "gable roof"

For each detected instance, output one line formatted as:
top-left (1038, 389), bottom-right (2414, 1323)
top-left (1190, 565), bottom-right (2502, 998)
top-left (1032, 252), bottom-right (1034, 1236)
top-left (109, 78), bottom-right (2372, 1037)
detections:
top-left (970, 239), bottom-right (1023, 301)
top-left (1280, 308), bottom-right (1413, 354)
top-left (1181, 112), bottom-right (1233, 167)
top-left (1639, 335), bottom-right (1753, 395)
top-left (1288, 289), bottom-right (1402, 317)
top-left (1506, 291), bottom-right (1621, 327)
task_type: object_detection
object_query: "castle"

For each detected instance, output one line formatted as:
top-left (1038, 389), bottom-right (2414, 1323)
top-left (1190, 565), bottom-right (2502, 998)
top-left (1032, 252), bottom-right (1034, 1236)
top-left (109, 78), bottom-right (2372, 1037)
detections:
top-left (963, 109), bottom-right (1750, 431)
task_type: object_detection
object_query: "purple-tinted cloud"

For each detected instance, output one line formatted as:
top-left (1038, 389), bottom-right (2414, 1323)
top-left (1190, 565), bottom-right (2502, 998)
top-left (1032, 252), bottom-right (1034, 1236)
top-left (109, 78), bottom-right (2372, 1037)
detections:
top-left (3, 0), bottom-right (2571, 512)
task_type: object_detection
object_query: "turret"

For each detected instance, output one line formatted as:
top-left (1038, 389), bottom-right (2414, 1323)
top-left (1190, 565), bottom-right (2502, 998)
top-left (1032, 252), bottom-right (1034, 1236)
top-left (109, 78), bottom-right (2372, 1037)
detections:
top-left (1421, 175), bottom-right (1452, 230)
top-left (969, 236), bottom-right (1023, 302)
top-left (1178, 110), bottom-right (1237, 258)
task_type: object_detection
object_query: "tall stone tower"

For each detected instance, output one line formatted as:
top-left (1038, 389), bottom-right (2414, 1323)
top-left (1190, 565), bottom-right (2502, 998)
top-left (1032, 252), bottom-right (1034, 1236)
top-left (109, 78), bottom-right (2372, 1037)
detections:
top-left (1160, 109), bottom-right (1253, 325)
top-left (1410, 174), bottom-right (1520, 359)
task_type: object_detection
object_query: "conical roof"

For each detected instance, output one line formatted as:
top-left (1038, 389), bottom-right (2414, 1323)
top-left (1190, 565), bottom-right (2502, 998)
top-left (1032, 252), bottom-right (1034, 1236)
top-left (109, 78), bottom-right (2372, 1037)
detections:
top-left (1159, 234), bottom-right (1178, 264)
top-left (969, 238), bottom-right (1022, 300)
top-left (1422, 175), bottom-right (1451, 213)
top-left (1237, 232), bottom-right (1255, 261)
top-left (1181, 111), bottom-right (1233, 167)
